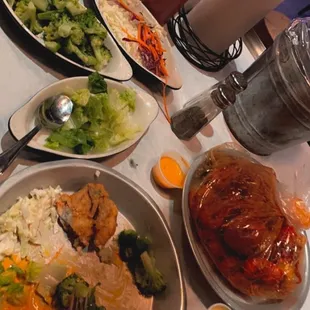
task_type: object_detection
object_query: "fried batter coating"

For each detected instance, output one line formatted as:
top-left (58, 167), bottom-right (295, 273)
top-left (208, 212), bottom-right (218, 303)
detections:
top-left (56, 183), bottom-right (118, 248)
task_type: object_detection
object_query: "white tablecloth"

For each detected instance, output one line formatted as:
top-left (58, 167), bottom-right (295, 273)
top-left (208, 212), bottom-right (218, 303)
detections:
top-left (1, 7), bottom-right (310, 309)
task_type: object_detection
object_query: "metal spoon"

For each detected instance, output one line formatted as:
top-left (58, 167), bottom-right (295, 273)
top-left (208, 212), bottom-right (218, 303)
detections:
top-left (0, 95), bottom-right (73, 175)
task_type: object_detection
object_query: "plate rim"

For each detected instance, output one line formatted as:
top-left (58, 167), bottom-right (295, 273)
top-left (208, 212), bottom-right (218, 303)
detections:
top-left (0, 159), bottom-right (186, 309)
top-left (8, 76), bottom-right (159, 159)
top-left (1, 0), bottom-right (133, 82)
top-left (182, 154), bottom-right (310, 310)
top-left (91, 0), bottom-right (183, 90)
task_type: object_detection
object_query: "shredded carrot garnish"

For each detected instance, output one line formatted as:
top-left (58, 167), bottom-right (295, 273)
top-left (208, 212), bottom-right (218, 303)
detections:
top-left (47, 245), bottom-right (64, 265)
top-left (118, 0), bottom-right (169, 80)
top-left (118, 0), bottom-right (170, 121)
top-left (117, 0), bottom-right (143, 21)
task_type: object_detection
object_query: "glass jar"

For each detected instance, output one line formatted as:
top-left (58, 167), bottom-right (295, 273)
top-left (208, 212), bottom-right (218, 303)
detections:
top-left (224, 19), bottom-right (310, 155)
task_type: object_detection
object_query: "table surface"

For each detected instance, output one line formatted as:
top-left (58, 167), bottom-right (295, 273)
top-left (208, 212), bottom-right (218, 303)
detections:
top-left (1, 4), bottom-right (310, 309)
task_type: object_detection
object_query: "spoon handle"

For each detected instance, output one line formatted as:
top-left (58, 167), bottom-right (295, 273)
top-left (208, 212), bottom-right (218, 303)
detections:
top-left (0, 125), bottom-right (41, 175)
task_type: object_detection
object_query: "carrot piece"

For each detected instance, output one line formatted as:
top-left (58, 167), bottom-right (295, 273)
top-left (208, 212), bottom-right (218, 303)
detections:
top-left (117, 0), bottom-right (144, 21)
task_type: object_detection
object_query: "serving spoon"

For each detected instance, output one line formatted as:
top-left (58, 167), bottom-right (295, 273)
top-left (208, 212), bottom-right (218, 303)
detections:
top-left (0, 95), bottom-right (73, 175)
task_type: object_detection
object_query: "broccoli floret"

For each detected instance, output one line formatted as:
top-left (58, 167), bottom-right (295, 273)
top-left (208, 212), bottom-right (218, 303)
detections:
top-left (118, 230), bottom-right (166, 297)
top-left (56, 13), bottom-right (74, 37)
top-left (7, 0), bottom-right (15, 7)
top-left (88, 72), bottom-right (107, 94)
top-left (65, 39), bottom-right (97, 67)
top-left (54, 274), bottom-right (105, 309)
top-left (52, 0), bottom-right (67, 10)
top-left (32, 0), bottom-right (48, 11)
top-left (45, 41), bottom-right (61, 52)
top-left (70, 25), bottom-right (84, 45)
top-left (43, 21), bottom-right (60, 41)
top-left (65, 0), bottom-right (87, 17)
top-left (37, 9), bottom-right (63, 21)
top-left (90, 35), bottom-right (112, 71)
top-left (15, 0), bottom-right (43, 34)
top-left (74, 10), bottom-right (107, 39)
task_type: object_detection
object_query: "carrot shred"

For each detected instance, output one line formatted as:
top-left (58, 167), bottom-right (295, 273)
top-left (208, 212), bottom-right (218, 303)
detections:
top-left (47, 245), bottom-right (64, 265)
top-left (117, 0), bottom-right (144, 21)
top-left (118, 1), bottom-right (169, 79)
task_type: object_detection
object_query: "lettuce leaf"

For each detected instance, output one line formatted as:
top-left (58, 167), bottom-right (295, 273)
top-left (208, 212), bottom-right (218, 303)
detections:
top-left (46, 80), bottom-right (140, 155)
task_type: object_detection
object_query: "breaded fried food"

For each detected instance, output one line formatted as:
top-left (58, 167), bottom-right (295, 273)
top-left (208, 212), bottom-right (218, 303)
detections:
top-left (94, 197), bottom-right (118, 248)
top-left (55, 183), bottom-right (118, 248)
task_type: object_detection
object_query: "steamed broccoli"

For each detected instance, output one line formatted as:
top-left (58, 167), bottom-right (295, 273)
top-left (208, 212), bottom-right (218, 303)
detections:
top-left (65, 0), bottom-right (87, 16)
top-left (118, 230), bottom-right (167, 297)
top-left (52, 0), bottom-right (67, 9)
top-left (43, 21), bottom-right (60, 41)
top-left (15, 0), bottom-right (43, 34)
top-left (7, 0), bottom-right (16, 7)
top-left (74, 10), bottom-right (107, 39)
top-left (88, 72), bottom-right (107, 94)
top-left (32, 0), bottom-right (48, 12)
top-left (70, 25), bottom-right (84, 45)
top-left (45, 41), bottom-right (61, 52)
top-left (65, 39), bottom-right (97, 66)
top-left (54, 274), bottom-right (105, 309)
top-left (37, 9), bottom-right (63, 21)
top-left (90, 36), bottom-right (112, 71)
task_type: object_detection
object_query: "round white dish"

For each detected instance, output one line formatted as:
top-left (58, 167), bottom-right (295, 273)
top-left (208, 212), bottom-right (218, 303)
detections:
top-left (182, 154), bottom-right (310, 310)
top-left (1, 0), bottom-right (133, 81)
top-left (9, 77), bottom-right (159, 159)
top-left (0, 159), bottom-right (186, 309)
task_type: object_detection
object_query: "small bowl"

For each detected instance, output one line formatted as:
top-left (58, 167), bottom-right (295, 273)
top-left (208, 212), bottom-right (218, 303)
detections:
top-left (208, 303), bottom-right (231, 310)
top-left (152, 151), bottom-right (189, 189)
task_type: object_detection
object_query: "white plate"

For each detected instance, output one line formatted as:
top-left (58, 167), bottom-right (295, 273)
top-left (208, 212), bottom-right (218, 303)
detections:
top-left (1, 0), bottom-right (133, 81)
top-left (9, 77), bottom-right (159, 159)
top-left (93, 0), bottom-right (183, 90)
top-left (182, 155), bottom-right (310, 310)
top-left (0, 159), bottom-right (186, 310)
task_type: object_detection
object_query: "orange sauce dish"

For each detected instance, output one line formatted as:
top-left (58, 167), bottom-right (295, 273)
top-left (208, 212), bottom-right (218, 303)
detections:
top-left (152, 151), bottom-right (189, 189)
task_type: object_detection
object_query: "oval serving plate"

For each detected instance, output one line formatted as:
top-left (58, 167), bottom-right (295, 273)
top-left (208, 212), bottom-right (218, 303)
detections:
top-left (9, 77), bottom-right (159, 159)
top-left (1, 0), bottom-right (133, 81)
top-left (0, 159), bottom-right (186, 310)
top-left (92, 0), bottom-right (183, 90)
top-left (182, 155), bottom-right (310, 310)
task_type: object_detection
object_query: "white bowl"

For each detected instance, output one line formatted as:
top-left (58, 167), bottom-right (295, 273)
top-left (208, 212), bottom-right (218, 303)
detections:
top-left (9, 77), bottom-right (159, 159)
top-left (93, 0), bottom-right (183, 89)
top-left (2, 0), bottom-right (133, 81)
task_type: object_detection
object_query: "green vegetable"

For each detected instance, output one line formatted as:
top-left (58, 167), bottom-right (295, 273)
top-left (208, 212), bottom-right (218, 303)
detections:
top-left (38, 9), bottom-right (63, 21)
top-left (8, 0), bottom-right (16, 7)
top-left (0, 270), bottom-right (16, 287)
top-left (71, 89), bottom-right (90, 106)
top-left (15, 0), bottom-right (43, 34)
top-left (120, 89), bottom-right (136, 112)
top-left (65, 39), bottom-right (97, 66)
top-left (65, 0), bottom-right (87, 16)
top-left (46, 74), bottom-right (139, 155)
top-left (74, 10), bottom-right (107, 39)
top-left (54, 273), bottom-right (105, 309)
top-left (9, 265), bottom-right (25, 278)
top-left (6, 283), bottom-right (26, 306)
top-left (88, 72), bottom-right (107, 94)
top-left (118, 230), bottom-right (166, 297)
top-left (90, 36), bottom-right (112, 71)
top-left (32, 0), bottom-right (48, 12)
top-left (26, 261), bottom-right (43, 283)
top-left (46, 128), bottom-right (92, 149)
top-left (45, 41), bottom-right (61, 53)
top-left (52, 0), bottom-right (67, 9)
top-left (0, 262), bottom-right (4, 274)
